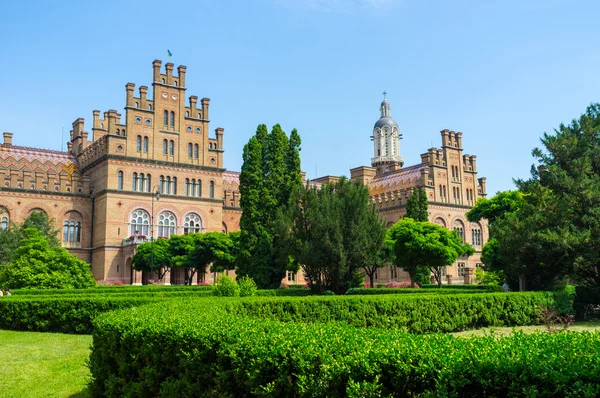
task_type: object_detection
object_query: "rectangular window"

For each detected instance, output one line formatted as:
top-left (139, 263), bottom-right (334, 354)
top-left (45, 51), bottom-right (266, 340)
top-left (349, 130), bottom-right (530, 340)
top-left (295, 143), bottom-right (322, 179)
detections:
top-left (458, 263), bottom-right (466, 277)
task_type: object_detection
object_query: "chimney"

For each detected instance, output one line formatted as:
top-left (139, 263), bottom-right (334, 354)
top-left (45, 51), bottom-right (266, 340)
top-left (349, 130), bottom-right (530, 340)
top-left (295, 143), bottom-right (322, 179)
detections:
top-left (3, 132), bottom-right (13, 146)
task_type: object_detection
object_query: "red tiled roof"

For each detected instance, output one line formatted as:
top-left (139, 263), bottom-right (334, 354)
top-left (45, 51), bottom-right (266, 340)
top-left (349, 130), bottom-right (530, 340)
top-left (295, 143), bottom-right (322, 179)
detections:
top-left (368, 163), bottom-right (427, 196)
top-left (0, 145), bottom-right (80, 175)
top-left (223, 170), bottom-right (240, 192)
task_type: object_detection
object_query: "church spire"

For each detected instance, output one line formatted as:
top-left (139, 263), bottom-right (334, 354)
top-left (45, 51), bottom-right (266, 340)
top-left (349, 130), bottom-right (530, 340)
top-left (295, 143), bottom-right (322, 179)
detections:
top-left (380, 91), bottom-right (391, 118)
top-left (371, 92), bottom-right (403, 175)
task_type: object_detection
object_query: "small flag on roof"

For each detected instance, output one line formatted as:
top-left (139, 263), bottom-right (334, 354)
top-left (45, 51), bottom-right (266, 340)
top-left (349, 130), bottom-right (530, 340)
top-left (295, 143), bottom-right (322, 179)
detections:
top-left (167, 49), bottom-right (172, 58)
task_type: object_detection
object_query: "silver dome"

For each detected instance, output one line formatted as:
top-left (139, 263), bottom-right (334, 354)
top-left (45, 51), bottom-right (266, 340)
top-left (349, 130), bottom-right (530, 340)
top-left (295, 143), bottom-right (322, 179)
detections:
top-left (374, 116), bottom-right (398, 129)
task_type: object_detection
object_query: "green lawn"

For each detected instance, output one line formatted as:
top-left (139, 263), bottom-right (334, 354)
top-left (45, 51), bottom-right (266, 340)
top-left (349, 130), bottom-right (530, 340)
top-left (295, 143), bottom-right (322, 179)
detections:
top-left (0, 330), bottom-right (92, 398)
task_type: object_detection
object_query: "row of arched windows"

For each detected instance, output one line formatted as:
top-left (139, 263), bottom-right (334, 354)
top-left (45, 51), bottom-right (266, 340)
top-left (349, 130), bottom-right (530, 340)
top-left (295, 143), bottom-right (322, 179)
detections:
top-left (450, 165), bottom-right (460, 181)
top-left (131, 173), bottom-right (151, 192)
top-left (163, 139), bottom-right (175, 156)
top-left (163, 110), bottom-right (175, 127)
top-left (129, 209), bottom-right (203, 237)
top-left (184, 111), bottom-right (202, 119)
top-left (117, 171), bottom-right (216, 198)
top-left (63, 221), bottom-right (82, 243)
top-left (133, 102), bottom-right (152, 111)
top-left (188, 143), bottom-right (199, 159)
top-left (136, 135), bottom-right (149, 153)
top-left (159, 175), bottom-right (177, 195)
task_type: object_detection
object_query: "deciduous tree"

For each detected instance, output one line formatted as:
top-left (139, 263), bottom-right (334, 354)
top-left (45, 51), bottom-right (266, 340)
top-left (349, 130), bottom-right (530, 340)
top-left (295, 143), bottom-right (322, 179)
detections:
top-left (386, 219), bottom-right (474, 288)
top-left (0, 228), bottom-right (96, 289)
top-left (131, 238), bottom-right (171, 281)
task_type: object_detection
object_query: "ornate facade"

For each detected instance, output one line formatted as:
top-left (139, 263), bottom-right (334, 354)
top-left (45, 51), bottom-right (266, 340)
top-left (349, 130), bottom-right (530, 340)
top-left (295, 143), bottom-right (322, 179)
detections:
top-left (0, 62), bottom-right (487, 286)
top-left (0, 60), bottom-right (241, 284)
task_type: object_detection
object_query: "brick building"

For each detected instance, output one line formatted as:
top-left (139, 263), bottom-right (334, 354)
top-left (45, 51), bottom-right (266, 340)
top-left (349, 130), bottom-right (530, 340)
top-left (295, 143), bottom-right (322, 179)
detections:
top-left (0, 61), bottom-right (486, 286)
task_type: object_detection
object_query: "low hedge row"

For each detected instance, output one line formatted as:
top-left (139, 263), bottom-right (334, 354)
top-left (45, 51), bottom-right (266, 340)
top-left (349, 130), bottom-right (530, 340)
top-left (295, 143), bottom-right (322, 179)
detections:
top-left (222, 293), bottom-right (554, 332)
top-left (0, 296), bottom-right (157, 333)
top-left (11, 285), bottom-right (214, 295)
top-left (421, 284), bottom-right (502, 291)
top-left (90, 300), bottom-right (600, 397)
top-left (346, 287), bottom-right (501, 295)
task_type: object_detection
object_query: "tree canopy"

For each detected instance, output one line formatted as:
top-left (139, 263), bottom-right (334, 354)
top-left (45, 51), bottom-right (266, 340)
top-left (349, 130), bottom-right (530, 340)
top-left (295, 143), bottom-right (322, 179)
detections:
top-left (284, 178), bottom-right (386, 294)
top-left (386, 219), bottom-right (474, 287)
top-left (237, 124), bottom-right (302, 288)
top-left (131, 238), bottom-right (172, 281)
top-left (0, 211), bottom-right (60, 265)
top-left (0, 228), bottom-right (96, 289)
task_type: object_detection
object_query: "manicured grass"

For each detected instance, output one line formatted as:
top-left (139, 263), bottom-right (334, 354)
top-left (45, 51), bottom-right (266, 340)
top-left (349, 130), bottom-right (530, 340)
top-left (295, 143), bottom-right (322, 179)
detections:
top-left (451, 319), bottom-right (600, 337)
top-left (0, 330), bottom-right (92, 397)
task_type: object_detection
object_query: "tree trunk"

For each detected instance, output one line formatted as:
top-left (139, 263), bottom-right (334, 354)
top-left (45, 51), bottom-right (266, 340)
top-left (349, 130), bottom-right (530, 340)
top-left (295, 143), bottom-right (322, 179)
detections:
top-left (369, 272), bottom-right (375, 289)
top-left (409, 273), bottom-right (415, 288)
top-left (437, 268), bottom-right (443, 288)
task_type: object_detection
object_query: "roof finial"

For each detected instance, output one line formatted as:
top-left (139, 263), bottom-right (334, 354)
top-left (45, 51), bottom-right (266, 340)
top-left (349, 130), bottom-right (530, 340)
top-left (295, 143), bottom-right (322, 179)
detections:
top-left (383, 90), bottom-right (387, 99)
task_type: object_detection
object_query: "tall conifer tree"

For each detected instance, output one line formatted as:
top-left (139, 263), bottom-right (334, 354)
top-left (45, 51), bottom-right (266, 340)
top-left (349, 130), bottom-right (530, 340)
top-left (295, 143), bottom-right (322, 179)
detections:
top-left (237, 124), bottom-right (302, 288)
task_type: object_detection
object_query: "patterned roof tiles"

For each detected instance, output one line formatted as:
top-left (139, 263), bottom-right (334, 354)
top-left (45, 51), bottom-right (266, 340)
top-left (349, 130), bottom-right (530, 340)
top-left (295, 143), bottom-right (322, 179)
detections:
top-left (223, 170), bottom-right (240, 192)
top-left (368, 163), bottom-right (427, 196)
top-left (0, 145), bottom-right (80, 175)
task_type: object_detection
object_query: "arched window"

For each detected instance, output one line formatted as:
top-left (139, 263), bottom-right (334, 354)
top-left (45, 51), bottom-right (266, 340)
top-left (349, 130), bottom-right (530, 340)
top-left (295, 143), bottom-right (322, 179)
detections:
top-left (148, 104), bottom-right (152, 111)
top-left (116, 129), bottom-right (120, 135)
top-left (163, 139), bottom-right (168, 155)
top-left (159, 175), bottom-right (165, 194)
top-left (1, 216), bottom-right (8, 230)
top-left (222, 222), bottom-right (227, 234)
top-left (143, 136), bottom-right (149, 153)
top-left (185, 111), bottom-right (189, 117)
top-left (197, 179), bottom-right (202, 197)
top-left (132, 173), bottom-right (138, 191)
top-left (63, 221), bottom-right (81, 243)
top-left (157, 211), bottom-right (176, 238)
top-left (174, 81), bottom-right (178, 87)
top-left (453, 220), bottom-right (464, 241)
top-left (209, 181), bottom-right (215, 198)
top-left (146, 174), bottom-right (151, 192)
top-left (134, 102), bottom-right (139, 108)
top-left (161, 78), bottom-right (165, 84)
top-left (163, 110), bottom-right (168, 126)
top-left (63, 221), bottom-right (69, 242)
top-left (172, 177), bottom-right (177, 195)
top-left (170, 111), bottom-right (175, 127)
top-left (100, 123), bottom-right (104, 129)
top-left (194, 144), bottom-right (199, 159)
top-left (166, 176), bottom-right (172, 194)
top-left (185, 178), bottom-right (190, 196)
top-left (472, 224), bottom-right (482, 246)
top-left (117, 171), bottom-right (123, 190)
top-left (183, 213), bottom-right (202, 234)
top-left (136, 136), bottom-right (142, 152)
top-left (130, 209), bottom-right (150, 236)
top-left (188, 143), bottom-right (192, 158)
top-left (169, 140), bottom-right (175, 156)
top-left (434, 217), bottom-right (446, 228)
top-left (139, 173), bottom-right (145, 192)
top-left (197, 113), bottom-right (201, 119)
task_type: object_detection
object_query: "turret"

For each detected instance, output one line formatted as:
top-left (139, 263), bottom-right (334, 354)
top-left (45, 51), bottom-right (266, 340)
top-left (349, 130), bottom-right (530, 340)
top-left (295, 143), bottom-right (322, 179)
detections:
top-left (370, 92), bottom-right (403, 175)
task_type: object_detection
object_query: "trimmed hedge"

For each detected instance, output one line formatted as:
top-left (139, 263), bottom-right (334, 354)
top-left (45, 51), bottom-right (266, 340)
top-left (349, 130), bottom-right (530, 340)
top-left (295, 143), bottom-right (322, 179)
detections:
top-left (0, 296), bottom-right (157, 334)
top-left (90, 300), bottom-right (600, 397)
top-left (346, 287), bottom-right (502, 295)
top-left (11, 285), bottom-right (214, 296)
top-left (222, 293), bottom-right (554, 332)
top-left (421, 284), bottom-right (502, 291)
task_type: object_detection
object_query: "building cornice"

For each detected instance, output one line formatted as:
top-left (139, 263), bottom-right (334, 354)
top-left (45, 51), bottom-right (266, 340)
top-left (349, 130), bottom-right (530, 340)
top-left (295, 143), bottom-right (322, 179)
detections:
top-left (80, 154), bottom-right (226, 174)
top-left (94, 189), bottom-right (225, 205)
top-left (0, 187), bottom-right (90, 199)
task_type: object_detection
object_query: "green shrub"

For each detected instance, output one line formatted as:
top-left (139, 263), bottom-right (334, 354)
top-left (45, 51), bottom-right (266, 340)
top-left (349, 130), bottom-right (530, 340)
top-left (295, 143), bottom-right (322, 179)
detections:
top-left (421, 283), bottom-right (502, 291)
top-left (238, 276), bottom-right (257, 297)
top-left (89, 300), bottom-right (600, 397)
top-left (0, 296), bottom-right (155, 334)
top-left (212, 275), bottom-right (239, 297)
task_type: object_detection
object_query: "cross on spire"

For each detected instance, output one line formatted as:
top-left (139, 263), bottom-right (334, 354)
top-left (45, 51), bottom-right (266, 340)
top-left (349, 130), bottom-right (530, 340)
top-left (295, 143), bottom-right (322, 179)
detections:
top-left (383, 90), bottom-right (387, 99)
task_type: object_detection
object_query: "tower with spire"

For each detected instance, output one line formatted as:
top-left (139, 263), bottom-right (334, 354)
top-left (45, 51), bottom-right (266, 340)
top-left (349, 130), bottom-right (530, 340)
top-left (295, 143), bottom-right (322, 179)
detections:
top-left (370, 92), bottom-right (403, 175)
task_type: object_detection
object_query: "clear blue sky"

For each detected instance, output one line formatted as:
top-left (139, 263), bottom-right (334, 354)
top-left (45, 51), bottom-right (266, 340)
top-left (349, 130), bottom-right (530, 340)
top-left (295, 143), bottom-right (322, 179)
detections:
top-left (1, 0), bottom-right (598, 195)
